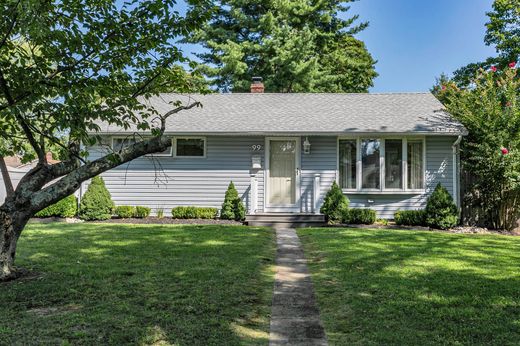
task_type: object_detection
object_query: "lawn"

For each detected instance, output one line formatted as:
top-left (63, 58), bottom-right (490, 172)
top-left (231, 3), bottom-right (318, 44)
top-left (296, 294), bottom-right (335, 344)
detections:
top-left (298, 228), bottom-right (520, 345)
top-left (0, 223), bottom-right (275, 345)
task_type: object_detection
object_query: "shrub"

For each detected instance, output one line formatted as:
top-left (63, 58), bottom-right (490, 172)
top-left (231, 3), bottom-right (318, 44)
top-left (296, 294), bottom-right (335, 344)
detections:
top-left (221, 182), bottom-right (245, 221)
top-left (115, 206), bottom-right (136, 218)
top-left (157, 207), bottom-right (164, 219)
top-left (35, 195), bottom-right (77, 218)
top-left (135, 206), bottom-right (151, 218)
top-left (425, 183), bottom-right (459, 229)
top-left (320, 181), bottom-right (349, 224)
top-left (394, 210), bottom-right (426, 226)
top-left (171, 206), bottom-right (218, 219)
top-left (79, 176), bottom-right (114, 221)
top-left (344, 208), bottom-right (376, 224)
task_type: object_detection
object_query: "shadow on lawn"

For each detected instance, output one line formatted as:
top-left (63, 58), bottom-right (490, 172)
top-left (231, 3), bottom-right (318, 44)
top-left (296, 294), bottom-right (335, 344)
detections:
top-left (301, 229), bottom-right (520, 345)
top-left (1, 223), bottom-right (275, 346)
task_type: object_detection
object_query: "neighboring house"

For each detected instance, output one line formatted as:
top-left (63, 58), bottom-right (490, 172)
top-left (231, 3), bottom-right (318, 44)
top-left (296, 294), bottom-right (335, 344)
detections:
top-left (0, 152), bottom-right (60, 203)
top-left (84, 81), bottom-right (465, 219)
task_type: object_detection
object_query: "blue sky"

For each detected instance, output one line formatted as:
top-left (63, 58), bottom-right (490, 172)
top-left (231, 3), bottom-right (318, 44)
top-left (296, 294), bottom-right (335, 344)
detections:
top-left (347, 0), bottom-right (497, 92)
top-left (180, 0), bottom-right (498, 93)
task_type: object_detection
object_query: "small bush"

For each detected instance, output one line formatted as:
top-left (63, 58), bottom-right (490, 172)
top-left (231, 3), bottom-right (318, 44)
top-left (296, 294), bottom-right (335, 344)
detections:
top-left (135, 206), bottom-right (151, 218)
top-left (394, 210), bottom-right (426, 226)
top-left (344, 208), bottom-right (376, 224)
top-left (35, 195), bottom-right (77, 218)
top-left (376, 218), bottom-right (389, 226)
top-left (115, 206), bottom-right (136, 218)
top-left (320, 181), bottom-right (350, 224)
top-left (79, 176), bottom-right (114, 221)
top-left (171, 206), bottom-right (218, 219)
top-left (425, 183), bottom-right (459, 229)
top-left (221, 182), bottom-right (245, 221)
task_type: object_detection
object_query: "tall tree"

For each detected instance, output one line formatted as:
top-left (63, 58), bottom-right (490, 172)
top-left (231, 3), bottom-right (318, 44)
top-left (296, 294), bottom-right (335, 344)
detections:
top-left (0, 0), bottom-right (209, 281)
top-left (188, 0), bottom-right (377, 92)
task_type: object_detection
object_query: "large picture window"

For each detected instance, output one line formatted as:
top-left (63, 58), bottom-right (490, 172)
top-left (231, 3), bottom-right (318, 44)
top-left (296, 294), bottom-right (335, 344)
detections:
top-left (385, 139), bottom-right (403, 189)
top-left (174, 137), bottom-right (206, 157)
top-left (338, 137), bottom-right (425, 192)
top-left (407, 140), bottom-right (424, 189)
top-left (361, 139), bottom-right (380, 189)
top-left (338, 139), bottom-right (357, 189)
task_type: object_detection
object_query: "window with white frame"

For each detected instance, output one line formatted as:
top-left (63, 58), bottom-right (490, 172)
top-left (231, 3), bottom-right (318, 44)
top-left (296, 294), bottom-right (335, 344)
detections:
top-left (174, 137), bottom-right (206, 157)
top-left (112, 137), bottom-right (172, 156)
top-left (338, 137), bottom-right (425, 191)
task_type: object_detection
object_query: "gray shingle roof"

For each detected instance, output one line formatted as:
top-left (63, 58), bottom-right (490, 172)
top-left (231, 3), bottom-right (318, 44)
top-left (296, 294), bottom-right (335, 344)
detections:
top-left (97, 93), bottom-right (465, 135)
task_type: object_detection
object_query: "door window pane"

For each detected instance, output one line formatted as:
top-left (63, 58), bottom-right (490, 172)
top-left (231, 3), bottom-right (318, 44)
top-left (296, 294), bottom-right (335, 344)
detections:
top-left (339, 139), bottom-right (357, 189)
top-left (408, 141), bottom-right (424, 189)
top-left (361, 139), bottom-right (380, 189)
top-left (385, 139), bottom-right (402, 189)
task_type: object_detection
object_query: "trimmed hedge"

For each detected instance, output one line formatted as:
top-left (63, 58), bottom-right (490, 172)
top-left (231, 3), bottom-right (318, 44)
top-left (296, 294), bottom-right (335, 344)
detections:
top-left (344, 208), bottom-right (376, 225)
top-left (425, 183), bottom-right (459, 229)
top-left (135, 206), bottom-right (151, 218)
top-left (321, 181), bottom-right (350, 224)
top-left (115, 206), bottom-right (136, 219)
top-left (172, 206), bottom-right (218, 219)
top-left (35, 195), bottom-right (77, 218)
top-left (394, 210), bottom-right (426, 226)
top-left (79, 176), bottom-right (114, 220)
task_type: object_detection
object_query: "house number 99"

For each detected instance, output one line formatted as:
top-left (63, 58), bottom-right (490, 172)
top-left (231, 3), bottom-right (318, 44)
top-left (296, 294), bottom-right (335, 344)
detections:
top-left (251, 145), bottom-right (262, 151)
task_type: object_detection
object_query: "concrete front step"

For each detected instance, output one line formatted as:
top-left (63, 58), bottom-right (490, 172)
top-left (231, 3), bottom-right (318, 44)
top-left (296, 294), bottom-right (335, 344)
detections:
top-left (245, 213), bottom-right (326, 228)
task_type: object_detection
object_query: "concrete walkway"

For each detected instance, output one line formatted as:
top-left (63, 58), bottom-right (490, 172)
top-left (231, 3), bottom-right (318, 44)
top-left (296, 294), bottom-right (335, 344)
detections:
top-left (269, 228), bottom-right (328, 346)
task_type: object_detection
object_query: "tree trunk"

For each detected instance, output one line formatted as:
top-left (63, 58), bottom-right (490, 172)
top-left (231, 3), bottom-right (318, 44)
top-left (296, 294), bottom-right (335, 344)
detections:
top-left (0, 204), bottom-right (29, 281)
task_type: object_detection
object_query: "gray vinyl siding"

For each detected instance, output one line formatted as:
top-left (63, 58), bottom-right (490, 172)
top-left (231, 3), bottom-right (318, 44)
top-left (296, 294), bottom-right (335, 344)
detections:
top-left (347, 136), bottom-right (456, 218)
top-left (83, 134), bottom-right (457, 219)
top-left (84, 136), bottom-right (265, 215)
top-left (300, 136), bottom-right (337, 213)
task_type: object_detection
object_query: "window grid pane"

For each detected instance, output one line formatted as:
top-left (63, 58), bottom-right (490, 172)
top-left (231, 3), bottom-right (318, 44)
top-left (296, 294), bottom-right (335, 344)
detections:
top-left (176, 138), bottom-right (205, 157)
top-left (407, 141), bottom-right (424, 189)
top-left (385, 139), bottom-right (402, 189)
top-left (361, 139), bottom-right (380, 189)
top-left (339, 140), bottom-right (357, 189)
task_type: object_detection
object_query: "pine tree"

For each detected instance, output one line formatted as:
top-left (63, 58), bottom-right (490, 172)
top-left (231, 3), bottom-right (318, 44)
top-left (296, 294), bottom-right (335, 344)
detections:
top-left (187, 0), bottom-right (377, 92)
top-left (320, 181), bottom-right (350, 224)
top-left (221, 182), bottom-right (239, 220)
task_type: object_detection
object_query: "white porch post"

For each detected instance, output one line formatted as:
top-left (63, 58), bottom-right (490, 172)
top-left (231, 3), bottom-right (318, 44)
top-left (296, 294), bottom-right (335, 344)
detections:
top-left (250, 173), bottom-right (258, 214)
top-left (313, 173), bottom-right (321, 214)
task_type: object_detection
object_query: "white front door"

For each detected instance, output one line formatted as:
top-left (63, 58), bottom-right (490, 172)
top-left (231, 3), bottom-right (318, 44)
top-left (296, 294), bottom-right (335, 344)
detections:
top-left (266, 137), bottom-right (300, 212)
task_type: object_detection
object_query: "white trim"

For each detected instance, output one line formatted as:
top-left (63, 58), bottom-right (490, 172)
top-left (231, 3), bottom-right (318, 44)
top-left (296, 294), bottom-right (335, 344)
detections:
top-left (264, 137), bottom-right (301, 212)
top-left (337, 135), bottom-right (426, 193)
top-left (173, 136), bottom-right (207, 158)
top-left (111, 136), bottom-right (173, 157)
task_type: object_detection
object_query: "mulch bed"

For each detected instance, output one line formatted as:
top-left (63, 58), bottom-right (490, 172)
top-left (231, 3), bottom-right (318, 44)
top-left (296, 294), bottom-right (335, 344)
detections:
top-left (334, 223), bottom-right (519, 236)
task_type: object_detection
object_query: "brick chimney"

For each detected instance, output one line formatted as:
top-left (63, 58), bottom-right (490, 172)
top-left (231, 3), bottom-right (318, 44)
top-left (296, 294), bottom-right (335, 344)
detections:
top-left (250, 76), bottom-right (264, 93)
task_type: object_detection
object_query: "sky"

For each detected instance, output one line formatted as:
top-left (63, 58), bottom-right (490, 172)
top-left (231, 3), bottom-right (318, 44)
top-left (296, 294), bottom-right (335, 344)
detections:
top-left (346, 0), bottom-right (497, 92)
top-left (180, 0), bottom-right (498, 93)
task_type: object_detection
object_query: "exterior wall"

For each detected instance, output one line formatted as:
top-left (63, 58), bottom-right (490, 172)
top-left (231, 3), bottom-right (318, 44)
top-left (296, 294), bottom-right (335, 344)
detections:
top-left (84, 136), bottom-right (265, 215)
top-left (83, 135), bottom-right (457, 219)
top-left (347, 136), bottom-right (456, 218)
top-left (0, 168), bottom-right (27, 204)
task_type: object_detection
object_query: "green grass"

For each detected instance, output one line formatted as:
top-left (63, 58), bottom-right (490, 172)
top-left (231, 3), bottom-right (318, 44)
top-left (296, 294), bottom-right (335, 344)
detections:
top-left (298, 228), bottom-right (520, 345)
top-left (0, 223), bottom-right (275, 345)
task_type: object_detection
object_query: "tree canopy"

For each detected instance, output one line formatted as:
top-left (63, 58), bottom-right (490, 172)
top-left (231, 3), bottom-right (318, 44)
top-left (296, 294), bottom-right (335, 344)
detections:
top-left (187, 0), bottom-right (377, 92)
top-left (0, 0), bottom-right (209, 280)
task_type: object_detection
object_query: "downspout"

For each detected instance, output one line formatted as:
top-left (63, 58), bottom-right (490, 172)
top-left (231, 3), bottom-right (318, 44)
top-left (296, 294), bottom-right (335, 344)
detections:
top-left (452, 135), bottom-right (462, 208)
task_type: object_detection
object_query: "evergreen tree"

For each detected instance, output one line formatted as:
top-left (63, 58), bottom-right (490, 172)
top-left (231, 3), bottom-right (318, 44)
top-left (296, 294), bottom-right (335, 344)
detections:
top-left (187, 0), bottom-right (377, 92)
top-left (79, 177), bottom-right (115, 221)
top-left (221, 181), bottom-right (245, 221)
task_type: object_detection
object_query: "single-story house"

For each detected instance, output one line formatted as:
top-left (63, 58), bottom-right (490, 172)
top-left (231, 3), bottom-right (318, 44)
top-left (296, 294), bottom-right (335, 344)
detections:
top-left (84, 82), bottom-right (465, 219)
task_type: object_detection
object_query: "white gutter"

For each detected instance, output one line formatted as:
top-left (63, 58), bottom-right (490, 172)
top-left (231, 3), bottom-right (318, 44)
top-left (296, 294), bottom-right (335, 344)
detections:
top-left (452, 135), bottom-right (462, 208)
